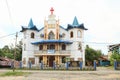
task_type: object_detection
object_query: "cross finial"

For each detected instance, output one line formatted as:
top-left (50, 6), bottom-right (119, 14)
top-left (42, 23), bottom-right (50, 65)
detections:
top-left (50, 7), bottom-right (54, 15)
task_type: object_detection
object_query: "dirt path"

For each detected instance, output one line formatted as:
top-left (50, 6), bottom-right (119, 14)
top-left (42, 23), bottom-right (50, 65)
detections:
top-left (0, 67), bottom-right (120, 80)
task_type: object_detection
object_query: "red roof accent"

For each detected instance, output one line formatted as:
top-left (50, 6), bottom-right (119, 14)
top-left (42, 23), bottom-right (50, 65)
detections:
top-left (50, 7), bottom-right (54, 15)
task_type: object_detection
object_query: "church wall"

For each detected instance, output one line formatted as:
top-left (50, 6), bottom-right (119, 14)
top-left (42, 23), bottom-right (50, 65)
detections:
top-left (59, 27), bottom-right (69, 40)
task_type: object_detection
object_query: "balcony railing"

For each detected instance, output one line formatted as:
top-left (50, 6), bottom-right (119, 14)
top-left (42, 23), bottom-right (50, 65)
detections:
top-left (34, 50), bottom-right (71, 55)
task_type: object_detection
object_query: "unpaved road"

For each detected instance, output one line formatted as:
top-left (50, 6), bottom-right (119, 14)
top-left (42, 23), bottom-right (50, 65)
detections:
top-left (0, 67), bottom-right (120, 80)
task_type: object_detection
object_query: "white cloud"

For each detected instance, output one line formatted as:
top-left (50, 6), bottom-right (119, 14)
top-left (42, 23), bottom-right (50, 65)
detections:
top-left (0, 0), bottom-right (120, 54)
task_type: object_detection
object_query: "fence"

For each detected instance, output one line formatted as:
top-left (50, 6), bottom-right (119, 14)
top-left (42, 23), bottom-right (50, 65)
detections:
top-left (99, 60), bottom-right (110, 66)
top-left (15, 60), bottom-right (97, 71)
top-left (114, 61), bottom-right (120, 70)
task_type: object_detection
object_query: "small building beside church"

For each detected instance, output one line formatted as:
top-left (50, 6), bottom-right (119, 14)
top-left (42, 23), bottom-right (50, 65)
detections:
top-left (21, 8), bottom-right (87, 67)
top-left (108, 43), bottom-right (120, 60)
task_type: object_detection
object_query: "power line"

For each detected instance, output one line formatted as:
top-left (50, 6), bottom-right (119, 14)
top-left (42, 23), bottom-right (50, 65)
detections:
top-left (83, 41), bottom-right (114, 45)
top-left (0, 32), bottom-right (20, 39)
top-left (0, 33), bottom-right (16, 39)
top-left (5, 0), bottom-right (13, 25)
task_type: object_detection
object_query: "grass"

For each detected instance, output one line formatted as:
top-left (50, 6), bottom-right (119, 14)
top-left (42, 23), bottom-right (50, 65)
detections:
top-left (0, 71), bottom-right (30, 77)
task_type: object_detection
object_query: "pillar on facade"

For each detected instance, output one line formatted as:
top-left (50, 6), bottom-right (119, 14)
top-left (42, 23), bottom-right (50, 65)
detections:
top-left (35, 57), bottom-right (39, 66)
top-left (43, 56), bottom-right (47, 65)
top-left (55, 56), bottom-right (57, 64)
top-left (57, 56), bottom-right (60, 65)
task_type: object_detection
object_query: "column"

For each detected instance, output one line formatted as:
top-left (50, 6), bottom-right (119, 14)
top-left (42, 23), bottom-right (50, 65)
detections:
top-left (82, 46), bottom-right (85, 67)
top-left (55, 56), bottom-right (57, 64)
top-left (35, 57), bottom-right (39, 67)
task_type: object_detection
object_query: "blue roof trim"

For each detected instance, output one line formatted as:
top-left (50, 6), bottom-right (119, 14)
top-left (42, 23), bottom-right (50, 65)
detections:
top-left (67, 16), bottom-right (88, 30)
top-left (39, 27), bottom-right (44, 31)
top-left (60, 25), bottom-right (67, 31)
top-left (31, 40), bottom-right (73, 44)
top-left (20, 18), bottom-right (39, 32)
top-left (20, 26), bottom-right (39, 32)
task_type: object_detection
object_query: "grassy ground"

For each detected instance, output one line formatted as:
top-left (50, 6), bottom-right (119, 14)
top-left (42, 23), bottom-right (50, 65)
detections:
top-left (0, 71), bottom-right (30, 77)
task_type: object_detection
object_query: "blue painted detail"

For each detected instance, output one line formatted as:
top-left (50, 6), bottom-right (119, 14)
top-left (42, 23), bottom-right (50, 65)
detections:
top-left (60, 26), bottom-right (67, 31)
top-left (79, 61), bottom-right (83, 70)
top-left (20, 18), bottom-right (39, 32)
top-left (28, 61), bottom-right (32, 69)
top-left (100, 60), bottom-right (110, 66)
top-left (114, 61), bottom-right (117, 70)
top-left (11, 61), bottom-right (14, 68)
top-left (19, 61), bottom-right (22, 68)
top-left (72, 16), bottom-right (79, 26)
top-left (67, 16), bottom-right (88, 30)
top-left (66, 62), bottom-right (69, 70)
top-left (94, 60), bottom-right (96, 70)
top-left (40, 62), bottom-right (43, 69)
top-left (53, 61), bottom-right (56, 70)
top-left (31, 40), bottom-right (72, 44)
top-left (28, 18), bottom-right (34, 28)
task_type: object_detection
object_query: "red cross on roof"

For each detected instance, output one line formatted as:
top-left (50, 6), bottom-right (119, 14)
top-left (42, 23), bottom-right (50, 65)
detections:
top-left (50, 7), bottom-right (54, 15)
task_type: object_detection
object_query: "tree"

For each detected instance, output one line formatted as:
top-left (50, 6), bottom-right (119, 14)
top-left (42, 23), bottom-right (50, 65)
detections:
top-left (0, 41), bottom-right (22, 61)
top-left (110, 50), bottom-right (120, 66)
top-left (0, 49), bottom-right (4, 57)
top-left (1, 45), bottom-right (13, 59)
top-left (9, 41), bottom-right (22, 61)
top-left (15, 41), bottom-right (22, 61)
top-left (85, 45), bottom-right (102, 66)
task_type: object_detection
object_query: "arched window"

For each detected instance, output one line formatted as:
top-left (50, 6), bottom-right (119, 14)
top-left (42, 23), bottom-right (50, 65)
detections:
top-left (39, 45), bottom-right (43, 50)
top-left (62, 44), bottom-right (66, 50)
top-left (48, 31), bottom-right (55, 40)
top-left (77, 30), bottom-right (82, 38)
top-left (70, 31), bottom-right (73, 38)
top-left (31, 32), bottom-right (34, 38)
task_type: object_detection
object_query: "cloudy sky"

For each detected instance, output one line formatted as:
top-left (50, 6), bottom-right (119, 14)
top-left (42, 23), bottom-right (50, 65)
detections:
top-left (0, 0), bottom-right (120, 54)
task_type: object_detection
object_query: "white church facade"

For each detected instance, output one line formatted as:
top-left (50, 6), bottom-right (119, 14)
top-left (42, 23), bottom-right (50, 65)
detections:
top-left (21, 8), bottom-right (87, 67)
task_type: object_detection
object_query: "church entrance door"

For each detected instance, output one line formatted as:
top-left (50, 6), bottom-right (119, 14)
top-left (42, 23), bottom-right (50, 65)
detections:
top-left (48, 56), bottom-right (55, 67)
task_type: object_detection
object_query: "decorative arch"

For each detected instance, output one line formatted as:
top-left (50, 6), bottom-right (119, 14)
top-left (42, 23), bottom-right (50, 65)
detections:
top-left (31, 32), bottom-right (35, 38)
top-left (77, 30), bottom-right (82, 38)
top-left (48, 31), bottom-right (55, 39)
top-left (70, 31), bottom-right (73, 38)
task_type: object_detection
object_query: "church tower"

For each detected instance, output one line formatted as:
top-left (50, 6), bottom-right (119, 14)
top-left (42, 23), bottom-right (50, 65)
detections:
top-left (44, 7), bottom-right (59, 40)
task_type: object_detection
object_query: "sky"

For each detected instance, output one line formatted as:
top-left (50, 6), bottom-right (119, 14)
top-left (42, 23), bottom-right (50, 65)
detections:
top-left (0, 0), bottom-right (120, 54)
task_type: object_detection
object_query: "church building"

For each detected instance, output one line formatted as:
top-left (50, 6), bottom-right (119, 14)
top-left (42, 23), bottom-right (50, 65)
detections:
top-left (21, 8), bottom-right (87, 67)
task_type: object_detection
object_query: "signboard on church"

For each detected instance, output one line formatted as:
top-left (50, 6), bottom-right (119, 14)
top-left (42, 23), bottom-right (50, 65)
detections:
top-left (47, 50), bottom-right (55, 54)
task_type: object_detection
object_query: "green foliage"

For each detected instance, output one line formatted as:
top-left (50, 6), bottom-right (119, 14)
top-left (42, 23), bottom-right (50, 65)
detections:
top-left (0, 41), bottom-right (22, 61)
top-left (110, 51), bottom-right (120, 66)
top-left (0, 49), bottom-right (4, 57)
top-left (85, 45), bottom-right (102, 65)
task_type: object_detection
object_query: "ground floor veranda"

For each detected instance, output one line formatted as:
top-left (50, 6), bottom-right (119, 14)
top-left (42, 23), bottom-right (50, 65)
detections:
top-left (35, 54), bottom-right (70, 67)
top-left (23, 54), bottom-right (83, 67)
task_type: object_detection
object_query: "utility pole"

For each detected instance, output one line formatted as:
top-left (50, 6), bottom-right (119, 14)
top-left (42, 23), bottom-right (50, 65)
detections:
top-left (13, 32), bottom-right (18, 72)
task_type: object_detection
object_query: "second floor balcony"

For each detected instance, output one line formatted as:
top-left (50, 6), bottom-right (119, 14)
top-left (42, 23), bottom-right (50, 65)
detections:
top-left (34, 49), bottom-right (71, 56)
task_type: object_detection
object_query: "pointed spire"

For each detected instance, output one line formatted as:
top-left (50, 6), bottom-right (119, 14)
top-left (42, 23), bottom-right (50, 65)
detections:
top-left (28, 18), bottom-right (34, 28)
top-left (72, 16), bottom-right (79, 26)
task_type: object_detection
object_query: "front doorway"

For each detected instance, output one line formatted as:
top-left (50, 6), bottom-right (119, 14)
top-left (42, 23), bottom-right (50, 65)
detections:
top-left (48, 56), bottom-right (55, 67)
top-left (39, 56), bottom-right (43, 63)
